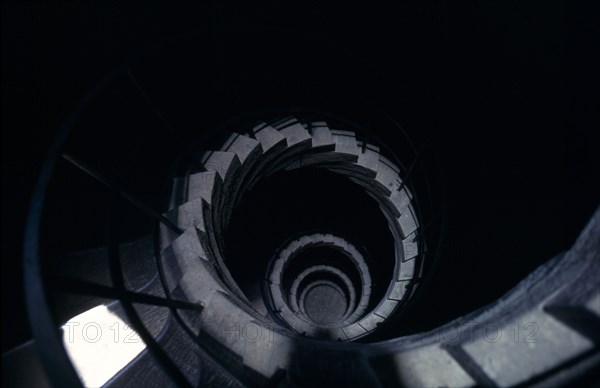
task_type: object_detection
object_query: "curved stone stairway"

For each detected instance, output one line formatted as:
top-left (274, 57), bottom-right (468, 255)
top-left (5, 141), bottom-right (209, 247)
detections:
top-left (159, 116), bottom-right (422, 344)
top-left (14, 114), bottom-right (599, 388)
top-left (127, 115), bottom-right (599, 387)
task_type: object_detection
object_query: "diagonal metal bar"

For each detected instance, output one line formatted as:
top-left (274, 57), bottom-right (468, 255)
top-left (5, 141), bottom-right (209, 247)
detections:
top-left (126, 70), bottom-right (177, 133)
top-left (61, 153), bottom-right (183, 235)
top-left (128, 70), bottom-right (206, 180)
top-left (51, 277), bottom-right (203, 311)
top-left (422, 210), bottom-right (443, 234)
top-left (397, 139), bottom-right (429, 194)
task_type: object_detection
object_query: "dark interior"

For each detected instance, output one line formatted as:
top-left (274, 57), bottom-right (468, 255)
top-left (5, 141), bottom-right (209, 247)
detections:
top-left (2, 0), bottom-right (598, 357)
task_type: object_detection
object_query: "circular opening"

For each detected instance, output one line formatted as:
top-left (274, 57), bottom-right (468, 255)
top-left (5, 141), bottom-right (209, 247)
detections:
top-left (225, 168), bottom-right (395, 315)
top-left (283, 248), bottom-right (362, 304)
top-left (293, 269), bottom-right (355, 323)
top-left (264, 230), bottom-right (377, 336)
top-left (303, 283), bottom-right (348, 325)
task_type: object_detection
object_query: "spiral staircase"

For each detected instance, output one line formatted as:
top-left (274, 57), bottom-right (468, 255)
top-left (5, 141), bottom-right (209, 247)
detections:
top-left (12, 105), bottom-right (600, 387)
top-left (1, 6), bottom-right (599, 385)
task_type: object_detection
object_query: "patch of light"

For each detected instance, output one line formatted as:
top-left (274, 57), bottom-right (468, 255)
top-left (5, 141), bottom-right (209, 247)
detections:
top-left (61, 304), bottom-right (146, 387)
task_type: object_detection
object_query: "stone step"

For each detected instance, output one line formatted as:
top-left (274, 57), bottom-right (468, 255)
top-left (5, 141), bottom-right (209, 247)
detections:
top-left (200, 150), bottom-right (241, 245)
top-left (220, 132), bottom-right (263, 227)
